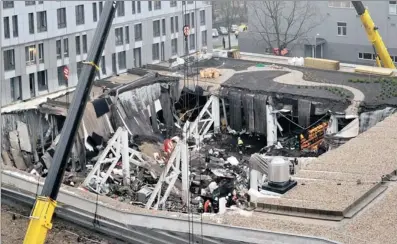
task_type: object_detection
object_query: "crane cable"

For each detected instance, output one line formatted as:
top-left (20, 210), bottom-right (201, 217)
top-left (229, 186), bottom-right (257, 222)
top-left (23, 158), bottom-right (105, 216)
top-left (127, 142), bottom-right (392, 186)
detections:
top-left (181, 3), bottom-right (194, 244)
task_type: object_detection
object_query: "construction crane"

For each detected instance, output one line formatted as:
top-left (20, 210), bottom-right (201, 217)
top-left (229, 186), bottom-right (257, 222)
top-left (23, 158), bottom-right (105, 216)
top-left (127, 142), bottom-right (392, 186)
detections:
top-left (23, 1), bottom-right (118, 243)
top-left (352, 1), bottom-right (396, 69)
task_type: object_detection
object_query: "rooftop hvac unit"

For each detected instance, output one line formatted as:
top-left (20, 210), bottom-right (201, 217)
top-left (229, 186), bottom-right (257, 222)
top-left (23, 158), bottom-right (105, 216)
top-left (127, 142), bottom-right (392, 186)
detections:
top-left (262, 157), bottom-right (297, 194)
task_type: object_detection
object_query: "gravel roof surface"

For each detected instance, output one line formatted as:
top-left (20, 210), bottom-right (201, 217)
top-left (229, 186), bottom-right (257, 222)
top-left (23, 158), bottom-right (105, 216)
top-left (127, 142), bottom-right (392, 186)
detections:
top-left (258, 112), bottom-right (397, 212)
top-left (216, 182), bottom-right (397, 244)
top-left (259, 180), bottom-right (374, 211)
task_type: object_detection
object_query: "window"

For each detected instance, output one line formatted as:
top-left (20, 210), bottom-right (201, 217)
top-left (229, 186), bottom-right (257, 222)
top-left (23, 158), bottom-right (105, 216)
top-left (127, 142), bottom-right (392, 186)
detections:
top-left (191, 12), bottom-right (195, 28)
top-left (125, 26), bottom-right (130, 44)
top-left (200, 10), bottom-right (206, 25)
top-left (148, 1), bottom-right (152, 11)
top-left (101, 56), bottom-right (106, 75)
top-left (56, 40), bottom-right (62, 59)
top-left (64, 38), bottom-right (69, 57)
top-left (153, 20), bottom-right (160, 37)
top-left (152, 43), bottom-right (159, 60)
top-left (76, 36), bottom-right (81, 55)
top-left (4, 49), bottom-right (15, 71)
top-left (358, 52), bottom-right (376, 60)
top-left (202, 30), bottom-right (207, 46)
top-left (3, 1), bottom-right (14, 9)
top-left (188, 1), bottom-right (194, 3)
top-left (160, 42), bottom-right (165, 61)
top-left (162, 19), bottom-right (166, 36)
top-left (99, 1), bottom-right (103, 15)
top-left (38, 43), bottom-right (44, 63)
top-left (29, 74), bottom-right (35, 97)
top-left (137, 1), bottom-right (141, 13)
top-left (37, 70), bottom-right (48, 92)
top-left (391, 56), bottom-right (397, 62)
top-left (76, 5), bottom-right (85, 25)
top-left (337, 22), bottom-right (347, 36)
top-left (38, 1), bottom-right (43, 4)
top-left (118, 51), bottom-right (126, 70)
top-left (390, 1), bottom-right (397, 14)
top-left (175, 16), bottom-right (179, 32)
top-left (77, 62), bottom-right (84, 80)
top-left (25, 1), bottom-right (35, 6)
top-left (132, 1), bottom-right (136, 14)
top-left (135, 24), bottom-right (142, 41)
top-left (170, 1), bottom-right (177, 7)
top-left (154, 1), bottom-right (161, 10)
top-left (189, 34), bottom-right (195, 50)
top-left (171, 38), bottom-right (177, 55)
top-left (93, 3), bottom-right (98, 22)
top-left (12, 16), bottom-right (18, 37)
top-left (184, 13), bottom-right (190, 26)
top-left (182, 1), bottom-right (186, 5)
top-left (328, 1), bottom-right (353, 8)
top-left (82, 34), bottom-right (87, 53)
top-left (29, 13), bottom-right (35, 34)
top-left (57, 8), bottom-right (67, 29)
top-left (115, 27), bottom-right (124, 45)
top-left (10, 77), bottom-right (22, 102)
top-left (4, 17), bottom-right (10, 39)
top-left (25, 45), bottom-right (36, 65)
top-left (171, 17), bottom-right (175, 33)
top-left (58, 66), bottom-right (68, 86)
top-left (37, 11), bottom-right (47, 32)
top-left (117, 1), bottom-right (125, 16)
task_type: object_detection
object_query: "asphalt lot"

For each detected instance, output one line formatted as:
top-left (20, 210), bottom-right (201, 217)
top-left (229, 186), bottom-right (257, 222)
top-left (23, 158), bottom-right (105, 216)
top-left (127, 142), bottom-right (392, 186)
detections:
top-left (212, 34), bottom-right (239, 49)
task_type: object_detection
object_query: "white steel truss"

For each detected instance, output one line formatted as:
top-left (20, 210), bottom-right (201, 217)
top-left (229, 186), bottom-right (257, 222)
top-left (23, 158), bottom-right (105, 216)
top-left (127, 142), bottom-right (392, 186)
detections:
top-left (82, 127), bottom-right (153, 194)
top-left (145, 141), bottom-right (189, 210)
top-left (183, 95), bottom-right (223, 145)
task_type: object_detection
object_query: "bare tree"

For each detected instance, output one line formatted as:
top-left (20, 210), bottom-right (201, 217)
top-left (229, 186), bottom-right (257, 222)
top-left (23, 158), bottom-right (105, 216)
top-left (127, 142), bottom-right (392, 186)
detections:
top-left (217, 1), bottom-right (242, 49)
top-left (249, 1), bottom-right (321, 55)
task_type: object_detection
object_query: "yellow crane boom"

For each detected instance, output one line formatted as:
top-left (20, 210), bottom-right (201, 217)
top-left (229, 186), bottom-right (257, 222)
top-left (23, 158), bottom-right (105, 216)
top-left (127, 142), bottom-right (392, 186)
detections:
top-left (352, 1), bottom-right (396, 69)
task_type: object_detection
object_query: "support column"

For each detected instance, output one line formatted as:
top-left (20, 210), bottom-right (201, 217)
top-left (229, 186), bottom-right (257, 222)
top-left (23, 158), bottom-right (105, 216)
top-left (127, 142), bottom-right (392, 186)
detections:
top-left (221, 98), bottom-right (228, 127)
top-left (122, 128), bottom-right (130, 186)
top-left (327, 115), bottom-right (339, 134)
top-left (266, 105), bottom-right (277, 146)
top-left (212, 96), bottom-right (221, 133)
top-left (181, 139), bottom-right (189, 204)
top-left (250, 168), bottom-right (261, 191)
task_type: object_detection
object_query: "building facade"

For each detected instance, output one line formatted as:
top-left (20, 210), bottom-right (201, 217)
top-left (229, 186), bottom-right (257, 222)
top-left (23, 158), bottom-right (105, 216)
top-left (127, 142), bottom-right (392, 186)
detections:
top-left (1, 1), bottom-right (213, 107)
top-left (240, 1), bottom-right (397, 66)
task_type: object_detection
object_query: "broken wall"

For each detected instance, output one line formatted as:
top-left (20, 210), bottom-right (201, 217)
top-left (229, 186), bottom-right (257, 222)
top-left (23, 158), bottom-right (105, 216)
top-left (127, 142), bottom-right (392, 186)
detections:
top-left (1, 110), bottom-right (50, 152)
top-left (113, 81), bottom-right (180, 137)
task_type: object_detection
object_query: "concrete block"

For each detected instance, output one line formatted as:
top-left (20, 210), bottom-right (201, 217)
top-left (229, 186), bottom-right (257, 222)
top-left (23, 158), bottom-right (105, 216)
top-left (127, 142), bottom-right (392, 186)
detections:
top-left (9, 131), bottom-right (27, 170)
top-left (17, 121), bottom-right (32, 153)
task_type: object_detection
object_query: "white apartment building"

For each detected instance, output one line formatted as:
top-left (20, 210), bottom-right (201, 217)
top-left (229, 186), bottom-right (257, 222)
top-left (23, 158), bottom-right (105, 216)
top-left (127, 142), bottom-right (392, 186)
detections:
top-left (0, 1), bottom-right (213, 107)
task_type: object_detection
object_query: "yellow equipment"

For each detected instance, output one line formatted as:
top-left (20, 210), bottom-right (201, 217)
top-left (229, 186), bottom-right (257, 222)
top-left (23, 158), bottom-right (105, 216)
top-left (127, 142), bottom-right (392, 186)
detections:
top-left (352, 1), bottom-right (396, 69)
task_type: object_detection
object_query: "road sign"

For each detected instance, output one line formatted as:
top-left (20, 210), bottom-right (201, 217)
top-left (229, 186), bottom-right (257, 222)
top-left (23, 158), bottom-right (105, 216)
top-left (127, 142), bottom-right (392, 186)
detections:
top-left (63, 66), bottom-right (69, 80)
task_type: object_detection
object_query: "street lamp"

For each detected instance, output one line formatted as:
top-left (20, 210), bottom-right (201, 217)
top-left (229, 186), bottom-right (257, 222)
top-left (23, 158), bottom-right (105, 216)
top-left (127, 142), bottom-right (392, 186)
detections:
top-left (313, 33), bottom-right (320, 58)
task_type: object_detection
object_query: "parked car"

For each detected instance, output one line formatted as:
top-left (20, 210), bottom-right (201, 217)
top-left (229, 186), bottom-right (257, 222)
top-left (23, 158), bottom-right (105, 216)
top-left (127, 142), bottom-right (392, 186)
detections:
top-left (231, 25), bottom-right (238, 32)
top-left (218, 26), bottom-right (228, 35)
top-left (212, 28), bottom-right (219, 38)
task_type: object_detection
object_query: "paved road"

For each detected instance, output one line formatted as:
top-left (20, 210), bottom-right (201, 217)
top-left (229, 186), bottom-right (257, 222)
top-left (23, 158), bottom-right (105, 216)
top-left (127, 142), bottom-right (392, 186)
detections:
top-left (212, 34), bottom-right (239, 49)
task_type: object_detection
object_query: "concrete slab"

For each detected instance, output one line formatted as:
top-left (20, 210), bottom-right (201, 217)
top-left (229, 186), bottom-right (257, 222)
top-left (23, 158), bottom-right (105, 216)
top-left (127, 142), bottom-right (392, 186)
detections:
top-left (17, 121), bottom-right (32, 153)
